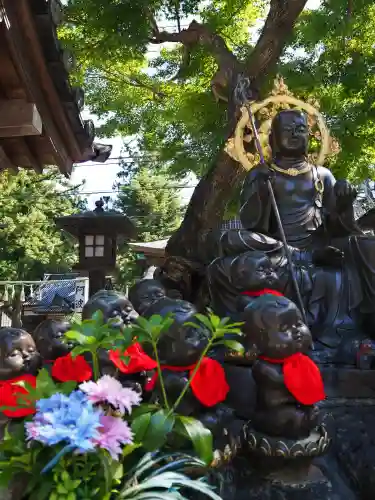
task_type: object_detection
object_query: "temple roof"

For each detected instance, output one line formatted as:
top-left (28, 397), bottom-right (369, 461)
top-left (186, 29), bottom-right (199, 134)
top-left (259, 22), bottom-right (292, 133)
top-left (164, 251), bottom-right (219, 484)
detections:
top-left (129, 219), bottom-right (243, 257)
top-left (0, 0), bottom-right (110, 175)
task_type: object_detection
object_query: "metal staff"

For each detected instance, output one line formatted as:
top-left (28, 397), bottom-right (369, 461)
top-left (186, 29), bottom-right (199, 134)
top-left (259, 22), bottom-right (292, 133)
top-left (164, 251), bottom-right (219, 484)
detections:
top-left (235, 78), bottom-right (308, 324)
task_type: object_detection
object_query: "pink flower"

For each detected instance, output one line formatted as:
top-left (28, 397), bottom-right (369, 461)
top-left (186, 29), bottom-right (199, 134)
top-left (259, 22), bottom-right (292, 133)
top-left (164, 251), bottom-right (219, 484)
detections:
top-left (79, 375), bottom-right (141, 415)
top-left (25, 422), bottom-right (40, 440)
top-left (95, 415), bottom-right (133, 459)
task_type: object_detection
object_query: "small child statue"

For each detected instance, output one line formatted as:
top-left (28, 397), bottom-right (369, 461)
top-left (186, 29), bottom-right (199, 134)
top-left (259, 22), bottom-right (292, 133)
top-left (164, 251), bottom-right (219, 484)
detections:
top-left (142, 298), bottom-right (232, 433)
top-left (242, 294), bottom-right (325, 439)
top-left (0, 327), bottom-right (42, 380)
top-left (33, 319), bottom-right (72, 362)
top-left (208, 250), bottom-right (281, 318)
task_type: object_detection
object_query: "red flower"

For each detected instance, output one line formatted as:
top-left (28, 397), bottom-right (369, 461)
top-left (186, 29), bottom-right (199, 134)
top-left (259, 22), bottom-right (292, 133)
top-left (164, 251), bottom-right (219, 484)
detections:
top-left (52, 353), bottom-right (92, 382)
top-left (0, 375), bottom-right (36, 418)
top-left (109, 343), bottom-right (157, 374)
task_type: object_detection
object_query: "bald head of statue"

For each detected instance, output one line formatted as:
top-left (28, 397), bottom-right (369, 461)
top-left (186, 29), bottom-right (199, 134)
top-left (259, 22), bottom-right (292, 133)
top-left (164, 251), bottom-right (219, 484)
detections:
top-left (269, 110), bottom-right (309, 159)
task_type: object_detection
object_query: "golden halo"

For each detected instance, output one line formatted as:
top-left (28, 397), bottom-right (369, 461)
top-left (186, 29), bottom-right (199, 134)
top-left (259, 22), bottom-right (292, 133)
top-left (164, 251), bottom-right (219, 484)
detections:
top-left (232, 95), bottom-right (331, 171)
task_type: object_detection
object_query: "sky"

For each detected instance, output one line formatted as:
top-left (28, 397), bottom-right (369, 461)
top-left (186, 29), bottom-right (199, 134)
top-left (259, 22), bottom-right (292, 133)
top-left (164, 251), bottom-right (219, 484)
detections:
top-left (70, 0), bottom-right (322, 208)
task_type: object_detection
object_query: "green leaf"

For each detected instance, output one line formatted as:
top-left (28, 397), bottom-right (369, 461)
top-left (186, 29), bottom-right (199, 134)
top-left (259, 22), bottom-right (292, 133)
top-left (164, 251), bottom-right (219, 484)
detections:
top-left (65, 330), bottom-right (93, 345)
top-left (131, 412), bottom-right (151, 442)
top-left (58, 381), bottom-right (78, 394)
top-left (175, 416), bottom-right (213, 465)
top-left (98, 451), bottom-right (115, 495)
top-left (122, 443), bottom-right (142, 459)
top-left (131, 404), bottom-right (159, 419)
top-left (70, 345), bottom-right (90, 357)
top-left (208, 314), bottom-right (221, 330)
top-left (135, 316), bottom-right (153, 335)
top-left (142, 410), bottom-right (175, 451)
top-left (214, 340), bottom-right (244, 354)
top-left (193, 314), bottom-right (214, 332)
top-left (91, 310), bottom-right (104, 324)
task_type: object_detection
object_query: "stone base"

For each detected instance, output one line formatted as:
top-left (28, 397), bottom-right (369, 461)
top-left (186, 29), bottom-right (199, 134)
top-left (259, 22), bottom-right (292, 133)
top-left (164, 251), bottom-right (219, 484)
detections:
top-left (203, 459), bottom-right (335, 500)
top-left (243, 423), bottom-right (331, 459)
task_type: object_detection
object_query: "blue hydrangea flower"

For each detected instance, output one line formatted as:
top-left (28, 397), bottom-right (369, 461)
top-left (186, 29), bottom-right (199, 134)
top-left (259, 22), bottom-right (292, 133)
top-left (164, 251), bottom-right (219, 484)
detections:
top-left (26, 390), bottom-right (102, 452)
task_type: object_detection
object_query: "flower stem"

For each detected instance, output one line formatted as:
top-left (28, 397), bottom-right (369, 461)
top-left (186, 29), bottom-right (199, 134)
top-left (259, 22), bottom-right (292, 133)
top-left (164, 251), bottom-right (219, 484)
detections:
top-left (152, 340), bottom-right (169, 410)
top-left (167, 336), bottom-right (216, 418)
top-left (91, 352), bottom-right (100, 381)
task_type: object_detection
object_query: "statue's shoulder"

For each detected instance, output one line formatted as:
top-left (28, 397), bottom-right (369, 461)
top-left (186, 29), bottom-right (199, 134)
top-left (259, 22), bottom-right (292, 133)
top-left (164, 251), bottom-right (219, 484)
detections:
top-left (316, 165), bottom-right (335, 181)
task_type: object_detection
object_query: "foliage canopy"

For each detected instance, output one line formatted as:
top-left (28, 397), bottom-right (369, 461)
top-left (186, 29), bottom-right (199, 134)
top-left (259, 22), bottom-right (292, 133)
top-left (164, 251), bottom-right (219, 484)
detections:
top-left (0, 170), bottom-right (84, 281)
top-left (62, 0), bottom-right (375, 183)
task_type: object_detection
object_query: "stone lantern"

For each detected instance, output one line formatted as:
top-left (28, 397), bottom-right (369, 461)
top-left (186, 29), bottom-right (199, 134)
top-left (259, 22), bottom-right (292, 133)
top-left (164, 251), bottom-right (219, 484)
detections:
top-left (56, 199), bottom-right (137, 295)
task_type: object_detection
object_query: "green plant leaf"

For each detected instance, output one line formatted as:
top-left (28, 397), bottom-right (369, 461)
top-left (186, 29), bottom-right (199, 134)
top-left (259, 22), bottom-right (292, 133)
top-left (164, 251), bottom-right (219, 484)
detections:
top-left (91, 310), bottom-right (104, 324)
top-left (135, 316), bottom-right (153, 335)
top-left (58, 381), bottom-right (78, 394)
top-left (131, 412), bottom-right (152, 442)
top-left (131, 404), bottom-right (159, 419)
top-left (175, 416), bottom-right (213, 465)
top-left (70, 345), bottom-right (90, 357)
top-left (65, 330), bottom-right (93, 344)
top-left (142, 410), bottom-right (175, 451)
top-left (98, 450), bottom-right (115, 495)
top-left (208, 314), bottom-right (221, 330)
top-left (193, 314), bottom-right (214, 332)
top-left (214, 340), bottom-right (244, 354)
top-left (122, 443), bottom-right (142, 459)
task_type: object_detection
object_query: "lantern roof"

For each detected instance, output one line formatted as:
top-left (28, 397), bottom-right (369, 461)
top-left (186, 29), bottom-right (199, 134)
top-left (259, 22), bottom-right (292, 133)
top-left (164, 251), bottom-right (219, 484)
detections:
top-left (55, 199), bottom-right (138, 239)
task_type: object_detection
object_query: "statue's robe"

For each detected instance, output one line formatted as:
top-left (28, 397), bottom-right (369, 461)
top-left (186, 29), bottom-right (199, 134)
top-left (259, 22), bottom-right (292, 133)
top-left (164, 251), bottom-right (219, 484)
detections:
top-left (207, 163), bottom-right (375, 358)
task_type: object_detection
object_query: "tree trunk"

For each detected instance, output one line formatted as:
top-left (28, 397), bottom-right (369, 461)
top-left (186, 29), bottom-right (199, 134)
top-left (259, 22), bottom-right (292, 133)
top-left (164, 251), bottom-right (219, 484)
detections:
top-left (163, 0), bottom-right (308, 263)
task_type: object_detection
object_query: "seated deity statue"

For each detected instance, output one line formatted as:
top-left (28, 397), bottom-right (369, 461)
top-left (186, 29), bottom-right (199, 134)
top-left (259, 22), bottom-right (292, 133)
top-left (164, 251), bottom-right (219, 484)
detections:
top-left (241, 294), bottom-right (324, 439)
top-left (207, 109), bottom-right (375, 359)
top-left (0, 327), bottom-right (42, 380)
top-left (33, 319), bottom-right (72, 362)
top-left (128, 279), bottom-right (167, 316)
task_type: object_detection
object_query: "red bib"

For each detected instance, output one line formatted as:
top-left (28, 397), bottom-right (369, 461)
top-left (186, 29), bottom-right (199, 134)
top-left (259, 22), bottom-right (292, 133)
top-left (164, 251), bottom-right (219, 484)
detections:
top-left (145, 357), bottom-right (229, 407)
top-left (242, 289), bottom-right (283, 297)
top-left (259, 352), bottom-right (325, 405)
top-left (109, 343), bottom-right (157, 373)
top-left (0, 374), bottom-right (36, 418)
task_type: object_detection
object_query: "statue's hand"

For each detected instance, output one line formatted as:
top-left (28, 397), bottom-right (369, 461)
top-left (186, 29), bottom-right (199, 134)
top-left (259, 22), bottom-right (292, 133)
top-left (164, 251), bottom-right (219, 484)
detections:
top-left (312, 246), bottom-right (344, 268)
top-left (254, 164), bottom-right (275, 191)
top-left (334, 180), bottom-right (357, 210)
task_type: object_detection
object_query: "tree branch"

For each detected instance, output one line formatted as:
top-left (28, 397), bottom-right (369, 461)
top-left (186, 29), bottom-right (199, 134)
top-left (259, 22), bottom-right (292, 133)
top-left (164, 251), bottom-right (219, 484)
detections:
top-left (150, 20), bottom-right (239, 71)
top-left (246, 0), bottom-right (308, 80)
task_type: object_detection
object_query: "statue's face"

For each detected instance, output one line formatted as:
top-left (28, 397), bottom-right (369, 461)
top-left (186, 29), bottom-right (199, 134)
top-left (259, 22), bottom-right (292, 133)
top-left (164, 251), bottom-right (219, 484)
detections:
top-left (272, 112), bottom-right (308, 157)
top-left (143, 300), bottom-right (210, 365)
top-left (0, 331), bottom-right (41, 379)
top-left (157, 318), bottom-right (210, 366)
top-left (34, 321), bottom-right (72, 360)
top-left (132, 283), bottom-right (166, 315)
top-left (105, 297), bottom-right (138, 328)
top-left (237, 254), bottom-right (279, 291)
top-left (260, 303), bottom-right (312, 359)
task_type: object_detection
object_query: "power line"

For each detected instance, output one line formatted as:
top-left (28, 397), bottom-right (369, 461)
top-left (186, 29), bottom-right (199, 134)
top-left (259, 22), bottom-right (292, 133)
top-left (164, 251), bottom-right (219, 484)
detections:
top-left (78, 186), bottom-right (196, 194)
